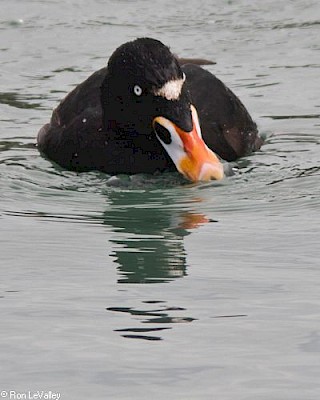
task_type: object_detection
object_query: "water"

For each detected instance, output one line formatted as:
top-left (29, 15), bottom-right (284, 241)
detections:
top-left (1, 1), bottom-right (320, 399)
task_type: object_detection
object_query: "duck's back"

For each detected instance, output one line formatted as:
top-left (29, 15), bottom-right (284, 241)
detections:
top-left (183, 64), bottom-right (262, 161)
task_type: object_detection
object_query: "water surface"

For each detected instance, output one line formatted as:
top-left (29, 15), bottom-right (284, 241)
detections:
top-left (1, 1), bottom-right (320, 399)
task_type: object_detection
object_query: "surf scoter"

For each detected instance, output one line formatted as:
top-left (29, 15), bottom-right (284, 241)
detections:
top-left (37, 37), bottom-right (262, 181)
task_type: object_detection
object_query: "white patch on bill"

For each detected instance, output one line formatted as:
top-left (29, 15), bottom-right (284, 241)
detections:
top-left (153, 74), bottom-right (186, 101)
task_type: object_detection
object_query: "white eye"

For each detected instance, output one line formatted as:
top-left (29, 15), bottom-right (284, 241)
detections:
top-left (133, 85), bottom-right (142, 96)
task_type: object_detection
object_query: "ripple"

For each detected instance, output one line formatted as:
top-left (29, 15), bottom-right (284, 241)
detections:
top-left (263, 114), bottom-right (320, 120)
top-left (107, 302), bottom-right (196, 340)
top-left (83, 19), bottom-right (138, 28)
top-left (3, 210), bottom-right (103, 225)
top-left (0, 19), bottom-right (24, 27)
top-left (1, 126), bottom-right (319, 228)
top-left (270, 64), bottom-right (320, 69)
top-left (0, 92), bottom-right (46, 110)
top-left (52, 67), bottom-right (83, 73)
top-left (272, 20), bottom-right (320, 29)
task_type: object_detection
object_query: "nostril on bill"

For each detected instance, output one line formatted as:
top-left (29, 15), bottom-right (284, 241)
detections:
top-left (153, 122), bottom-right (172, 145)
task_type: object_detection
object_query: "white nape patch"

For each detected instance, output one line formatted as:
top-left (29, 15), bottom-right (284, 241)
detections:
top-left (153, 74), bottom-right (186, 101)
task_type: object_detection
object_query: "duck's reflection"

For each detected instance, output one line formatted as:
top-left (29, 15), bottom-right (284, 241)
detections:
top-left (102, 190), bottom-right (211, 284)
top-left (102, 187), bottom-right (213, 340)
top-left (108, 301), bottom-right (196, 341)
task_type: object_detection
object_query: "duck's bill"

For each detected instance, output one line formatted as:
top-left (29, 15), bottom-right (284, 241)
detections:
top-left (153, 105), bottom-right (224, 182)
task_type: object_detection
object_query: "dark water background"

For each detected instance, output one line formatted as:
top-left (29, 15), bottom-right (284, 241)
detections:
top-left (1, 1), bottom-right (320, 399)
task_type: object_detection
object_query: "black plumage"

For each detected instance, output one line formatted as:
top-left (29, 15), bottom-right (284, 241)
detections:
top-left (37, 38), bottom-right (262, 176)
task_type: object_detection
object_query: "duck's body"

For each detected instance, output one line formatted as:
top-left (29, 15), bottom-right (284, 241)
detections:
top-left (37, 38), bottom-right (262, 181)
top-left (38, 66), bottom-right (173, 174)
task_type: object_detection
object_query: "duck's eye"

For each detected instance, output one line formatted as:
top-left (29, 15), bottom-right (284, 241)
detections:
top-left (133, 85), bottom-right (142, 96)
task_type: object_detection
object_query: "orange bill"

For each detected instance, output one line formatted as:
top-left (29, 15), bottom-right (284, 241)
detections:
top-left (153, 105), bottom-right (224, 182)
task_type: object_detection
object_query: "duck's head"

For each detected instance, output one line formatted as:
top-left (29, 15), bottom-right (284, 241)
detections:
top-left (101, 38), bottom-right (224, 182)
